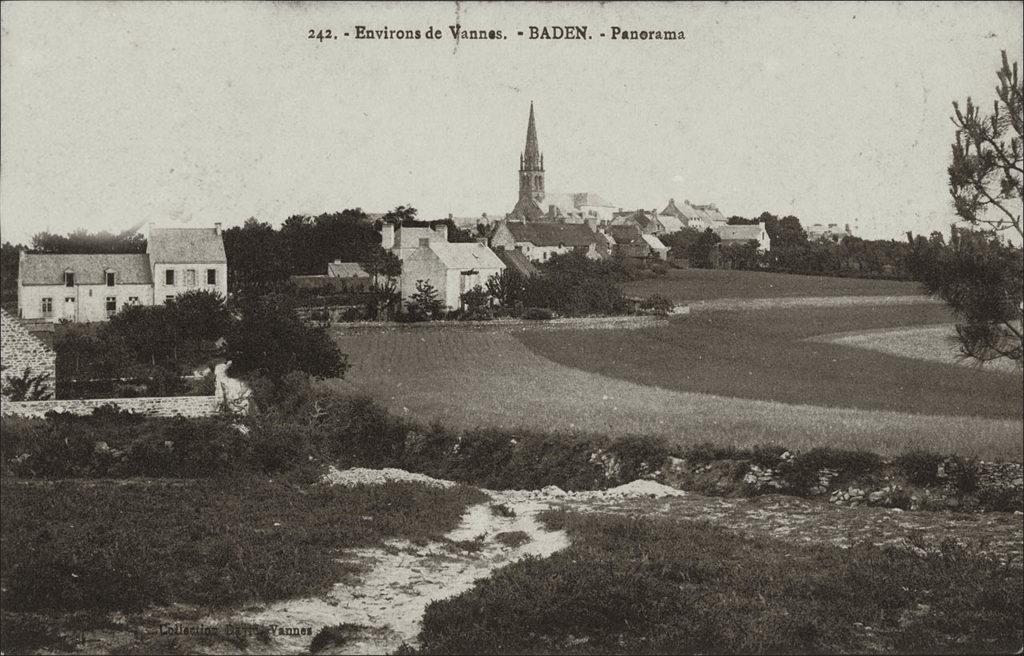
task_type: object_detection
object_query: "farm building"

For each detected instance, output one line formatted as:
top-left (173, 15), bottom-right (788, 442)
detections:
top-left (0, 308), bottom-right (56, 400)
top-left (606, 225), bottom-right (668, 259)
top-left (610, 209), bottom-right (669, 235)
top-left (493, 247), bottom-right (540, 277)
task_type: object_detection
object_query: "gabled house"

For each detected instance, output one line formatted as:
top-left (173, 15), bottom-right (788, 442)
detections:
top-left (17, 225), bottom-right (228, 323)
top-left (660, 198), bottom-right (728, 232)
top-left (713, 223), bottom-right (771, 251)
top-left (607, 224), bottom-right (663, 259)
top-left (610, 209), bottom-right (666, 235)
top-left (490, 221), bottom-right (610, 263)
top-left (370, 222), bottom-right (505, 310)
top-left (492, 247), bottom-right (540, 278)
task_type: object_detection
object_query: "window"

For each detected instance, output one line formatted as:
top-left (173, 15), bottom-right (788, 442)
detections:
top-left (207, 268), bottom-right (217, 285)
top-left (106, 271), bottom-right (115, 286)
top-left (165, 295), bottom-right (174, 303)
top-left (128, 296), bottom-right (139, 305)
top-left (64, 272), bottom-right (75, 287)
top-left (64, 297), bottom-right (75, 304)
top-left (165, 269), bottom-right (175, 286)
top-left (41, 297), bottom-right (53, 315)
top-left (185, 269), bottom-right (196, 287)
top-left (105, 297), bottom-right (117, 318)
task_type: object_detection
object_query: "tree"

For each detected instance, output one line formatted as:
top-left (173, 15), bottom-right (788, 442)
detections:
top-left (224, 295), bottom-right (348, 380)
top-left (460, 284), bottom-right (493, 320)
top-left (919, 50), bottom-right (1024, 364)
top-left (409, 280), bottom-right (444, 319)
top-left (487, 268), bottom-right (526, 310)
top-left (222, 218), bottom-right (289, 295)
top-left (949, 50), bottom-right (1022, 238)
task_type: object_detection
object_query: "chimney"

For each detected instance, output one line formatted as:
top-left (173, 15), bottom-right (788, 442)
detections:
top-left (381, 222), bottom-right (395, 250)
top-left (214, 222), bottom-right (222, 236)
top-left (477, 237), bottom-right (488, 247)
top-left (434, 223), bottom-right (449, 243)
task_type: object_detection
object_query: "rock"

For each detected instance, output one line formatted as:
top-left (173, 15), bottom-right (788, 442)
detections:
top-left (868, 490), bottom-right (887, 503)
top-left (603, 480), bottom-right (686, 498)
top-left (541, 485), bottom-right (567, 497)
top-left (1012, 477), bottom-right (1023, 487)
top-left (945, 497), bottom-right (960, 509)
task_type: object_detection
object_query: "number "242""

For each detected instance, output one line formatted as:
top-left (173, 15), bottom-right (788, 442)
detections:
top-left (308, 29), bottom-right (335, 41)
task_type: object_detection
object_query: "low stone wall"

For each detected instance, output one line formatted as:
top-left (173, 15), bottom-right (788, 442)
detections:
top-left (1, 362), bottom-right (251, 419)
top-left (1, 394), bottom-right (221, 418)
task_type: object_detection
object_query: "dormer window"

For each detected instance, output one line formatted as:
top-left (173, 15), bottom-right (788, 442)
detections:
top-left (64, 271), bottom-right (75, 287)
top-left (105, 270), bottom-right (115, 286)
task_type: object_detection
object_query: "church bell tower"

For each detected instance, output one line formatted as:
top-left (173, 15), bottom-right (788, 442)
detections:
top-left (518, 102), bottom-right (545, 204)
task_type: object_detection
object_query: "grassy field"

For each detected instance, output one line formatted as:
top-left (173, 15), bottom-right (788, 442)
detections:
top-left (419, 510), bottom-right (1022, 654)
top-left (518, 304), bottom-right (1021, 419)
top-left (0, 478), bottom-right (484, 613)
top-left (624, 268), bottom-right (923, 302)
top-left (329, 304), bottom-right (1023, 461)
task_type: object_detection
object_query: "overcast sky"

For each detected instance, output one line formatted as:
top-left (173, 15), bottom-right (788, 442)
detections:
top-left (1, 1), bottom-right (1021, 244)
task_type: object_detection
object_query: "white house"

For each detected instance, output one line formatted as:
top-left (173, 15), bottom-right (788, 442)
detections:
top-left (17, 224), bottom-right (228, 323)
top-left (713, 223), bottom-right (772, 251)
top-left (381, 223), bottom-right (505, 310)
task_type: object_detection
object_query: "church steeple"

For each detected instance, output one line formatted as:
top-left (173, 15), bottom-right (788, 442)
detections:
top-left (519, 102), bottom-right (545, 205)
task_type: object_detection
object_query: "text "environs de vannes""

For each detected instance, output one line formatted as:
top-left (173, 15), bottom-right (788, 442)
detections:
top-left (350, 25), bottom-right (685, 41)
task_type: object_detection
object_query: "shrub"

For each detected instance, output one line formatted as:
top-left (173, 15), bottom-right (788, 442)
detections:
top-left (309, 624), bottom-right (365, 653)
top-left (0, 366), bottom-right (52, 401)
top-left (522, 307), bottom-right (554, 320)
top-left (225, 295), bottom-right (348, 381)
top-left (895, 450), bottom-right (947, 486)
top-left (639, 294), bottom-right (673, 315)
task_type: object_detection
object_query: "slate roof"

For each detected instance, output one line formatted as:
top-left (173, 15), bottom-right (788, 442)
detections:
top-left (19, 253), bottom-right (153, 286)
top-left (573, 192), bottom-right (614, 208)
top-left (328, 262), bottom-right (371, 278)
top-left (428, 241), bottom-right (505, 270)
top-left (494, 248), bottom-right (540, 277)
top-left (642, 234), bottom-right (669, 251)
top-left (607, 225), bottom-right (644, 245)
top-left (148, 227), bottom-right (226, 263)
top-left (505, 222), bottom-right (601, 247)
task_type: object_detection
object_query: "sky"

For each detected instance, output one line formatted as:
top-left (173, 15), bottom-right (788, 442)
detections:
top-left (1, 1), bottom-right (1021, 245)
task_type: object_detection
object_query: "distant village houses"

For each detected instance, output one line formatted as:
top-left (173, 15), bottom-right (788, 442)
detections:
top-left (17, 224), bottom-right (227, 323)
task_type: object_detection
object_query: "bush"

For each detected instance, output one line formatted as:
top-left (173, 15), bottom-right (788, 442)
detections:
top-left (639, 294), bottom-right (673, 315)
top-left (522, 307), bottom-right (554, 320)
top-left (225, 295), bottom-right (348, 381)
top-left (895, 450), bottom-right (947, 486)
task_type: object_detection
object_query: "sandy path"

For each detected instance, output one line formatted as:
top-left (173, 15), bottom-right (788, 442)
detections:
top-left (222, 494), bottom-right (569, 655)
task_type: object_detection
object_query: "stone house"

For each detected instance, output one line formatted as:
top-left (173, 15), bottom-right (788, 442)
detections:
top-left (660, 198), bottom-right (728, 232)
top-left (377, 223), bottom-right (505, 310)
top-left (1, 308), bottom-right (56, 400)
top-left (607, 225), bottom-right (667, 259)
top-left (489, 220), bottom-right (611, 263)
top-left (17, 225), bottom-right (228, 323)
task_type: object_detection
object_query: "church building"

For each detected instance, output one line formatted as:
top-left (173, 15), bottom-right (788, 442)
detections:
top-left (508, 103), bottom-right (616, 223)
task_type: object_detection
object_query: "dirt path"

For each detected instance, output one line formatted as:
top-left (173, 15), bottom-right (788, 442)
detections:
top-left (687, 294), bottom-right (941, 312)
top-left (218, 493), bottom-right (569, 655)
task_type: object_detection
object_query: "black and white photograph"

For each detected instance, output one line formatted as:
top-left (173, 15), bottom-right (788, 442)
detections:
top-left (0, 1), bottom-right (1021, 654)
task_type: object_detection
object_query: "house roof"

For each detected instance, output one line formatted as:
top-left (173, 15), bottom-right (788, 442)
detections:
top-left (714, 224), bottom-right (764, 242)
top-left (19, 253), bottom-right (153, 285)
top-left (148, 227), bottom-right (226, 263)
top-left (328, 261), bottom-right (370, 278)
top-left (494, 248), bottom-right (540, 277)
top-left (505, 222), bottom-right (600, 247)
top-left (428, 241), bottom-right (505, 270)
top-left (642, 234), bottom-right (668, 251)
top-left (607, 225), bottom-right (644, 245)
top-left (658, 215), bottom-right (684, 233)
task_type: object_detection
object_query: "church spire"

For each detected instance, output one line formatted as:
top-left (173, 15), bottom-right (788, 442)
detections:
top-left (517, 101), bottom-right (545, 210)
top-left (522, 101), bottom-right (542, 171)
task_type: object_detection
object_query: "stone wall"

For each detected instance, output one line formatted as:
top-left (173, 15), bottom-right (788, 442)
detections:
top-left (1, 361), bottom-right (251, 418)
top-left (1, 308), bottom-right (57, 399)
top-left (0, 394), bottom-right (221, 418)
